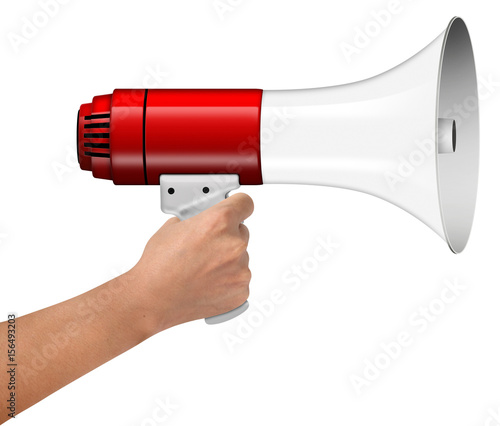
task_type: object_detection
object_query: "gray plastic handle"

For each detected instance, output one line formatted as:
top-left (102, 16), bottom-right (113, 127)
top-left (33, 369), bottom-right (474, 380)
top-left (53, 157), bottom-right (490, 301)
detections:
top-left (160, 174), bottom-right (249, 325)
top-left (205, 301), bottom-right (250, 325)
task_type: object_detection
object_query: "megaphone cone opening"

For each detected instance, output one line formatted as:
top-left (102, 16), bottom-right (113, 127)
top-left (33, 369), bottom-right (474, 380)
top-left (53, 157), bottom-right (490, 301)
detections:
top-left (436, 17), bottom-right (479, 253)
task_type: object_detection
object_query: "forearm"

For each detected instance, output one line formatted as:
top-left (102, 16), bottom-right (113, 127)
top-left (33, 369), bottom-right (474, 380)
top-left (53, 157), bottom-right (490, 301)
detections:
top-left (0, 272), bottom-right (154, 422)
top-left (0, 194), bottom-right (253, 423)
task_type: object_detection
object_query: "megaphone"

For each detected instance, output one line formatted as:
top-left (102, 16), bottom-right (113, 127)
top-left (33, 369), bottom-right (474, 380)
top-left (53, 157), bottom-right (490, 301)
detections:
top-left (77, 17), bottom-right (479, 324)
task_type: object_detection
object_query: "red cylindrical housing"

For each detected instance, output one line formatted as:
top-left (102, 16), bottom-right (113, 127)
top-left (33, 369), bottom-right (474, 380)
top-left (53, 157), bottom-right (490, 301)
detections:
top-left (77, 89), bottom-right (263, 185)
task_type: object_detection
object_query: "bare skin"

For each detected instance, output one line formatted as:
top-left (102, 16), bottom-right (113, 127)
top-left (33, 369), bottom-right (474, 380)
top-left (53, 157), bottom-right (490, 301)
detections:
top-left (0, 193), bottom-right (254, 423)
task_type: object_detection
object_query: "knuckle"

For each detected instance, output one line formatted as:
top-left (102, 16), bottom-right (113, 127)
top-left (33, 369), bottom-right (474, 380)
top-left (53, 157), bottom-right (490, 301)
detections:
top-left (235, 237), bottom-right (248, 251)
top-left (202, 213), bottom-right (227, 234)
top-left (239, 224), bottom-right (250, 239)
top-left (218, 204), bottom-right (235, 222)
top-left (209, 207), bottom-right (234, 232)
top-left (240, 286), bottom-right (250, 302)
top-left (244, 194), bottom-right (254, 212)
top-left (230, 240), bottom-right (247, 260)
top-left (240, 268), bottom-right (252, 285)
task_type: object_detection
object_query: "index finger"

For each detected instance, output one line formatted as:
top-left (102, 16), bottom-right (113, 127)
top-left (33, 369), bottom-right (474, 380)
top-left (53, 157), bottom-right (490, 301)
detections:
top-left (219, 192), bottom-right (254, 224)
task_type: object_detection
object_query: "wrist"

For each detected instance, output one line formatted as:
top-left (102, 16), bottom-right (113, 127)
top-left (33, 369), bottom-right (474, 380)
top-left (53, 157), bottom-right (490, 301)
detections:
top-left (119, 266), bottom-right (178, 337)
top-left (106, 271), bottom-right (160, 342)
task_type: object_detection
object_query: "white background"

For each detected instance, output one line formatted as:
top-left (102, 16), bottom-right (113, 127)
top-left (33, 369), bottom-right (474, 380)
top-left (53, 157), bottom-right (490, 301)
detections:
top-left (1, 0), bottom-right (499, 425)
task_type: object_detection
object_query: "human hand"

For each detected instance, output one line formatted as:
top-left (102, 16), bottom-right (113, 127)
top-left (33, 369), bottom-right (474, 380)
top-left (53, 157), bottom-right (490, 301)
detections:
top-left (128, 193), bottom-right (254, 333)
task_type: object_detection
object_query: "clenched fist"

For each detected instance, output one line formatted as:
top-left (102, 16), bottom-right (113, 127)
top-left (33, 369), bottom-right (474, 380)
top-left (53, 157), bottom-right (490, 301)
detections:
top-left (128, 193), bottom-right (254, 332)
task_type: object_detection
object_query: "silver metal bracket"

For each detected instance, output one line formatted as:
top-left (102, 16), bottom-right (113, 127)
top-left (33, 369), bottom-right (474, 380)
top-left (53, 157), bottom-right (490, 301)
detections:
top-left (160, 174), bottom-right (240, 221)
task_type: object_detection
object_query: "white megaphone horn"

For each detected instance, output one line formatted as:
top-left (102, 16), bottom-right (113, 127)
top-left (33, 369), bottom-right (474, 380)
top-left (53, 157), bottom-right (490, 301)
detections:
top-left (260, 16), bottom-right (479, 253)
